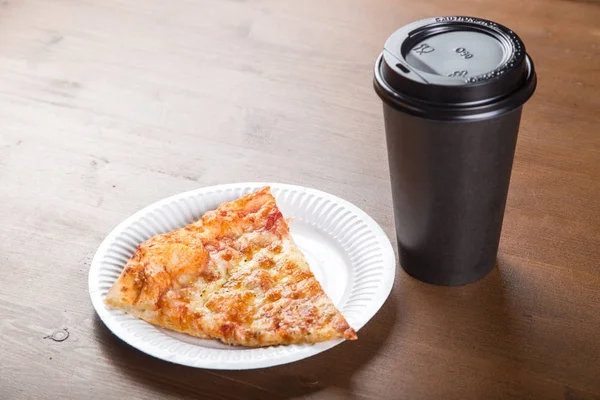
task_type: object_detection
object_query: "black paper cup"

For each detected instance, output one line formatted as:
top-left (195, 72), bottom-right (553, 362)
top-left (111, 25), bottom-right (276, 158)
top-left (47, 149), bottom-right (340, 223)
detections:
top-left (373, 16), bottom-right (537, 286)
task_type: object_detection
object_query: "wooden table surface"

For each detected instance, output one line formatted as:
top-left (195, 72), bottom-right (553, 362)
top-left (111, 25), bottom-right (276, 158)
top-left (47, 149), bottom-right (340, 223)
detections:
top-left (2, 0), bottom-right (599, 399)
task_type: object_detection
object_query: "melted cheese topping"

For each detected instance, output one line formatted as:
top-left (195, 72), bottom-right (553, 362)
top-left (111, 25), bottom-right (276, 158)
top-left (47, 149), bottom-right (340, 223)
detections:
top-left (105, 187), bottom-right (357, 347)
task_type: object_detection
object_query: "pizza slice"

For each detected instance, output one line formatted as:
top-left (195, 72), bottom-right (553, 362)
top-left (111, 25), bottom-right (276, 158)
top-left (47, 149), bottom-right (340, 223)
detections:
top-left (105, 186), bottom-right (357, 346)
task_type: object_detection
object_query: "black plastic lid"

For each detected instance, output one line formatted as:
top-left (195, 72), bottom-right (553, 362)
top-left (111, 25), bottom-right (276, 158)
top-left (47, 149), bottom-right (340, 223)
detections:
top-left (373, 16), bottom-right (537, 121)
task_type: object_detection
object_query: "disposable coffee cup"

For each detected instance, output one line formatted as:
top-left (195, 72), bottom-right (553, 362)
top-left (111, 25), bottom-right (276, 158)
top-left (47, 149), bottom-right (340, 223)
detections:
top-left (373, 16), bottom-right (537, 286)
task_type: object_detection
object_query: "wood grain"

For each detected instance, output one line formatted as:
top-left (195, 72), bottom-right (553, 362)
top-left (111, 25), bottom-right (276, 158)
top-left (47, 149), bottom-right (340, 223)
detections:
top-left (1, 0), bottom-right (599, 399)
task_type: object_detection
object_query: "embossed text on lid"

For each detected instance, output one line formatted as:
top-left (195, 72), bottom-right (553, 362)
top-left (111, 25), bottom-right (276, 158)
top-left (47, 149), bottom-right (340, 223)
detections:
top-left (405, 31), bottom-right (507, 79)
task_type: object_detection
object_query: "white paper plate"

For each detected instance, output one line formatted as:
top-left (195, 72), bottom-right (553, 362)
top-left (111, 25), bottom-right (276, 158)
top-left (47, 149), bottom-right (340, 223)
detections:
top-left (89, 183), bottom-right (395, 369)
